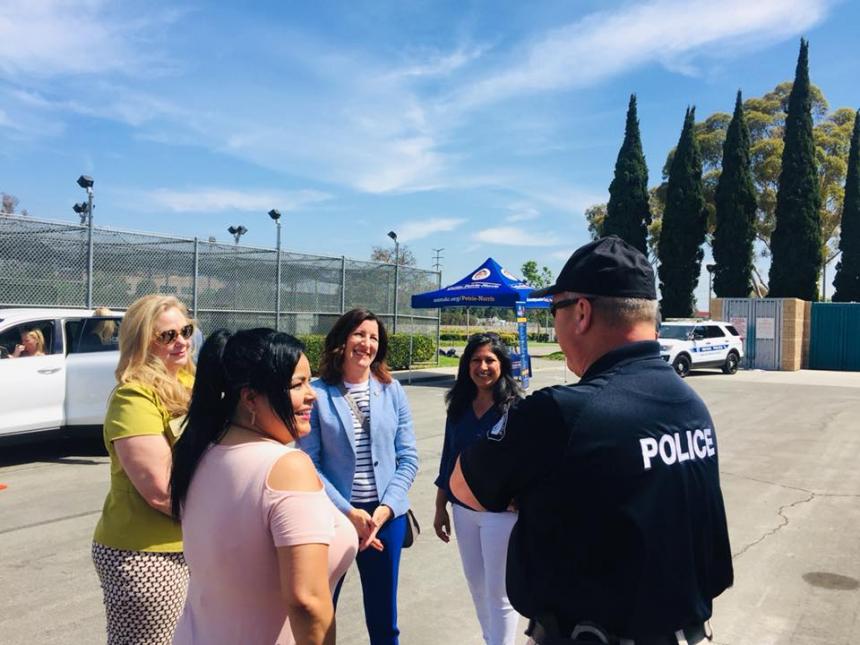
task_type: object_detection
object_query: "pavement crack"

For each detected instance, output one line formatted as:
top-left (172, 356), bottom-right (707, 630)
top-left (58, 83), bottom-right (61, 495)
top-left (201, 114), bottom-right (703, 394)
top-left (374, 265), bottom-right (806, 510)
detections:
top-left (720, 472), bottom-right (860, 559)
top-left (720, 471), bottom-right (860, 498)
top-left (731, 489), bottom-right (815, 559)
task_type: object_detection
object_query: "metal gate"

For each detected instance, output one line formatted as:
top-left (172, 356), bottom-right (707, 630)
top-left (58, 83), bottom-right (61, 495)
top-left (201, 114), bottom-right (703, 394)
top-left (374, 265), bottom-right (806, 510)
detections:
top-left (721, 298), bottom-right (783, 370)
top-left (809, 303), bottom-right (860, 371)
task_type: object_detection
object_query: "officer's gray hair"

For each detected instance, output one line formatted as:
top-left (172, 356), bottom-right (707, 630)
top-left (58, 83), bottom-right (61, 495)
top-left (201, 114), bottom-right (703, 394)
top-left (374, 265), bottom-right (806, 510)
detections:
top-left (561, 292), bottom-right (658, 327)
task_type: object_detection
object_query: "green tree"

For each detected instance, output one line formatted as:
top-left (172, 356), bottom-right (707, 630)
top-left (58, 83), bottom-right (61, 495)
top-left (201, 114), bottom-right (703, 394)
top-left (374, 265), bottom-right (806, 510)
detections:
top-left (585, 203), bottom-right (607, 240)
top-left (603, 94), bottom-right (652, 254)
top-left (658, 108), bottom-right (707, 317)
top-left (769, 39), bottom-right (822, 300)
top-left (520, 260), bottom-right (553, 289)
top-left (521, 260), bottom-right (553, 327)
top-left (712, 91), bottom-right (757, 297)
top-left (584, 82), bottom-right (853, 293)
top-left (833, 110), bottom-right (860, 302)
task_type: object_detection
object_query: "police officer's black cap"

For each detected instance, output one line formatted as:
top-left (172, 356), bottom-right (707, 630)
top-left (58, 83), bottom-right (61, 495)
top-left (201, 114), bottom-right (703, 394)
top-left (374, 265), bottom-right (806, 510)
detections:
top-left (530, 235), bottom-right (657, 300)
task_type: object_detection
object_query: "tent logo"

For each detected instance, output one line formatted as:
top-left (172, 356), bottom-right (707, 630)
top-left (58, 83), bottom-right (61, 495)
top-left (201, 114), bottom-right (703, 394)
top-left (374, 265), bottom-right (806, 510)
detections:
top-left (471, 268), bottom-right (491, 281)
top-left (500, 268), bottom-right (518, 281)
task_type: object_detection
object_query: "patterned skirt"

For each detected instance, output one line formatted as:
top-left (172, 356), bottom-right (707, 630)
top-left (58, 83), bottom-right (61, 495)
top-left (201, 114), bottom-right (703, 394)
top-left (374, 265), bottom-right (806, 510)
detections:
top-left (91, 542), bottom-right (189, 645)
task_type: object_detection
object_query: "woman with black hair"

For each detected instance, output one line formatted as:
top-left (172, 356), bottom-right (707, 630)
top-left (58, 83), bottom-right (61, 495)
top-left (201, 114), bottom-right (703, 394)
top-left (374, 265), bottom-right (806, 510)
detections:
top-left (433, 332), bottom-right (523, 645)
top-left (170, 328), bottom-right (357, 645)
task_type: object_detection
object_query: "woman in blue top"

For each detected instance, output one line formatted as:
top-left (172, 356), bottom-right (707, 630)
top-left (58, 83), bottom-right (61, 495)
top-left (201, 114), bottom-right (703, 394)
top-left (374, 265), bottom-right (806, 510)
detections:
top-left (297, 308), bottom-right (418, 645)
top-left (434, 332), bottom-right (523, 645)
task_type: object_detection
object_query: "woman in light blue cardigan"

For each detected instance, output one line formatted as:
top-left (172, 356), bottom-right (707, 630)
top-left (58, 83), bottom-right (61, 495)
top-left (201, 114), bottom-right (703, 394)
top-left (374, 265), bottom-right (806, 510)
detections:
top-left (297, 308), bottom-right (418, 645)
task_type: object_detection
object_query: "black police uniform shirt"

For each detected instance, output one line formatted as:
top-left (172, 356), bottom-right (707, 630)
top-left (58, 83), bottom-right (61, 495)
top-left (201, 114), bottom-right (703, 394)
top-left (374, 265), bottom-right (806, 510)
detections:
top-left (459, 340), bottom-right (733, 638)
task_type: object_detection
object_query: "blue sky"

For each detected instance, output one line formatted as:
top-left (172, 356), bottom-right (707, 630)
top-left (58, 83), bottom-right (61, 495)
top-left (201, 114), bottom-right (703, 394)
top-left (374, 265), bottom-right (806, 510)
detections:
top-left (2, 0), bottom-right (859, 308)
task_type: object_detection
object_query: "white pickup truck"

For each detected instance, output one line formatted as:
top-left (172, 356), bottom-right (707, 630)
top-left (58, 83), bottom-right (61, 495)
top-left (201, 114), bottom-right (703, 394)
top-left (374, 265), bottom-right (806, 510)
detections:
top-left (0, 308), bottom-right (123, 437)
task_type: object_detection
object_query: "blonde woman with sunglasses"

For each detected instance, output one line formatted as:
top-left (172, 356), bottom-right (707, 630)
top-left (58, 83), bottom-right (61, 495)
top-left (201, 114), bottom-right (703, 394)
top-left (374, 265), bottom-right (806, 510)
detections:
top-left (92, 295), bottom-right (196, 645)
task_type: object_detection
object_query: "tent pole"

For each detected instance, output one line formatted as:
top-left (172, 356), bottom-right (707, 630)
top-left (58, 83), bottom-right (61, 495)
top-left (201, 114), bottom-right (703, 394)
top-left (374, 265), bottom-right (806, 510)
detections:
top-left (408, 314), bottom-right (414, 384)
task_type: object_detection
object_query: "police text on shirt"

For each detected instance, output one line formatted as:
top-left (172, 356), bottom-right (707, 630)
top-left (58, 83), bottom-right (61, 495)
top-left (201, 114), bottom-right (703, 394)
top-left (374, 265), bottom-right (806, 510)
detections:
top-left (639, 428), bottom-right (715, 470)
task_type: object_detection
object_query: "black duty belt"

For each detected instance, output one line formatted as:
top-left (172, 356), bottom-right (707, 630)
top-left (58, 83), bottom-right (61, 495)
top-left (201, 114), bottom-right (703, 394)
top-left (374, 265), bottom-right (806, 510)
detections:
top-left (526, 618), bottom-right (711, 645)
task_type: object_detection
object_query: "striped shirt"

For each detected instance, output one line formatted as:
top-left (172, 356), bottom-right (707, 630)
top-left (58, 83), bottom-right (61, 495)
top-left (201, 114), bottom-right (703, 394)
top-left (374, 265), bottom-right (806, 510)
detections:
top-left (343, 379), bottom-right (378, 504)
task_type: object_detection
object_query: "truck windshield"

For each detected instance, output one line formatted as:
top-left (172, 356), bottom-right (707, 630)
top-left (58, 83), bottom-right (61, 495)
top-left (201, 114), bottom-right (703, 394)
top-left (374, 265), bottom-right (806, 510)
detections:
top-left (659, 325), bottom-right (693, 340)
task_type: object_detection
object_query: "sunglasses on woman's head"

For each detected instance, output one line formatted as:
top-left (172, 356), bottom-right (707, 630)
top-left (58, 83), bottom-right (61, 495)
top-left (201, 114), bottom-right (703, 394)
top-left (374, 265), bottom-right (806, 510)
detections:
top-left (154, 323), bottom-right (194, 345)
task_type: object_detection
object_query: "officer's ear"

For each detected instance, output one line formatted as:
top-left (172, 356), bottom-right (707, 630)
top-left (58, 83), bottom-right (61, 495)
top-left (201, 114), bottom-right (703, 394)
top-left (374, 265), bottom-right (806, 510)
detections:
top-left (575, 298), bottom-right (594, 334)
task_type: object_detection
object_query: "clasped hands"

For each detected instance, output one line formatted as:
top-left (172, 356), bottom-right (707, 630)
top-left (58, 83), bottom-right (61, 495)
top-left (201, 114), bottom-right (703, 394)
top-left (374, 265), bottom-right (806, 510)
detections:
top-left (347, 505), bottom-right (391, 552)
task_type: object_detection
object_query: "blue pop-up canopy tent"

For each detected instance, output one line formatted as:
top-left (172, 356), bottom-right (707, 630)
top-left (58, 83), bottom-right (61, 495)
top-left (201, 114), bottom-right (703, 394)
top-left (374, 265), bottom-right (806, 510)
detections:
top-left (410, 257), bottom-right (550, 386)
top-left (410, 257), bottom-right (550, 310)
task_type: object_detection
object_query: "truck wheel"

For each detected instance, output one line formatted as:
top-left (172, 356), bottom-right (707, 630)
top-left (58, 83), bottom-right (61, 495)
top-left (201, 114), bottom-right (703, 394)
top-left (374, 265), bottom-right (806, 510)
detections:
top-left (722, 351), bottom-right (740, 375)
top-left (672, 354), bottom-right (691, 378)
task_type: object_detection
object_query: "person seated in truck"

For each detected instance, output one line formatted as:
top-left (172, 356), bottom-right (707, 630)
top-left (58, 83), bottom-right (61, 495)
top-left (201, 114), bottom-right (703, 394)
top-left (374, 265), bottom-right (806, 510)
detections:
top-left (78, 308), bottom-right (119, 352)
top-left (10, 328), bottom-right (46, 358)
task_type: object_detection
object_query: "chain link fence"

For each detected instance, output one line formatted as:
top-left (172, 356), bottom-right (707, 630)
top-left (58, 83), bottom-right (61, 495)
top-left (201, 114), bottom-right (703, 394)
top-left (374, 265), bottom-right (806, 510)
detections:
top-left (0, 214), bottom-right (441, 342)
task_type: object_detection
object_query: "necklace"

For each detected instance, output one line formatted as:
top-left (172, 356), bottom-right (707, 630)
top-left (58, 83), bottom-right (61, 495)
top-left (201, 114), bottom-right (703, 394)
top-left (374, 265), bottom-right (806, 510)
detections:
top-left (228, 422), bottom-right (279, 443)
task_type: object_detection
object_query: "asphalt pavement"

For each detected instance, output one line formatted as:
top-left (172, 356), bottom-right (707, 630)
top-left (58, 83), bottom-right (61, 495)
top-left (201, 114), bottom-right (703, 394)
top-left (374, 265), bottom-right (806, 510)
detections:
top-left (1, 360), bottom-right (859, 644)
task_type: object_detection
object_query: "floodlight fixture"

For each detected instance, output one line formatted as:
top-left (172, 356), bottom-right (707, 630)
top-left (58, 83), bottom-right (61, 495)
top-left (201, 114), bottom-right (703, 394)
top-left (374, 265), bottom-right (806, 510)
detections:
top-left (228, 225), bottom-right (248, 245)
top-left (705, 264), bottom-right (718, 318)
top-left (73, 202), bottom-right (89, 224)
top-left (268, 209), bottom-right (282, 221)
top-left (387, 230), bottom-right (397, 242)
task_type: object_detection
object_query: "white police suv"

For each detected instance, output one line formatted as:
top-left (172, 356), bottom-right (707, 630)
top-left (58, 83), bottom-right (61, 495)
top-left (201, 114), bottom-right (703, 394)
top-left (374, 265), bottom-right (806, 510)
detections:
top-left (658, 320), bottom-right (744, 378)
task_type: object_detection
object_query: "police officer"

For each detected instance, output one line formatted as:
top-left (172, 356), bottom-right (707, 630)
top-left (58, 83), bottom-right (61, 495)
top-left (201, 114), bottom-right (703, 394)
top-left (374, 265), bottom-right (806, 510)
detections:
top-left (450, 236), bottom-right (733, 645)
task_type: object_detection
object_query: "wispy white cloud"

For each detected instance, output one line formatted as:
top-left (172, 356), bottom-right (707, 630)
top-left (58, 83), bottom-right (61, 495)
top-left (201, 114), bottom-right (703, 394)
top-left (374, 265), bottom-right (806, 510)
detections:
top-left (505, 204), bottom-right (541, 223)
top-left (387, 45), bottom-right (489, 80)
top-left (147, 187), bottom-right (331, 213)
top-left (396, 217), bottom-right (465, 242)
top-left (0, 1), bottom-right (181, 78)
top-left (472, 226), bottom-right (557, 246)
top-left (9, 86), bottom-right (188, 128)
top-left (0, 0), bottom-right (833, 199)
top-left (504, 179), bottom-right (606, 217)
top-left (453, 0), bottom-right (831, 108)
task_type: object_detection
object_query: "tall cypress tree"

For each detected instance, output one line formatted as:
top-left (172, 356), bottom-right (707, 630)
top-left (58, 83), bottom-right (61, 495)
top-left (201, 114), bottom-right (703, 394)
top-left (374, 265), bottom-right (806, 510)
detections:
top-left (768, 39), bottom-right (822, 300)
top-left (604, 94), bottom-right (651, 255)
top-left (833, 110), bottom-right (860, 302)
top-left (713, 91), bottom-right (757, 297)
top-left (658, 107), bottom-right (707, 317)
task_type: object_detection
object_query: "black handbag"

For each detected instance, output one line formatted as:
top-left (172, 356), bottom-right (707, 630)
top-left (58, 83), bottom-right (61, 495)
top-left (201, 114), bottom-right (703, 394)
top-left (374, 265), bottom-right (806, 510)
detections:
top-left (402, 509), bottom-right (420, 548)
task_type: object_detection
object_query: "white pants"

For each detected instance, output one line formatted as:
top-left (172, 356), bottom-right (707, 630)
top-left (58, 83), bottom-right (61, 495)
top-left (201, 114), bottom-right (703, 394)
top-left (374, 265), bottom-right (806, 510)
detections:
top-left (452, 504), bottom-right (520, 645)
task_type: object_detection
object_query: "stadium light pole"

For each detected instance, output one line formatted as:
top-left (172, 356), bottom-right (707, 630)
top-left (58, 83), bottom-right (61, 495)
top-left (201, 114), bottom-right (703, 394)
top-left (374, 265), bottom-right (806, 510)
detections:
top-left (77, 175), bottom-right (95, 308)
top-left (269, 209), bottom-right (282, 330)
top-left (227, 225), bottom-right (247, 313)
top-left (706, 264), bottom-right (717, 318)
top-left (388, 230), bottom-right (399, 334)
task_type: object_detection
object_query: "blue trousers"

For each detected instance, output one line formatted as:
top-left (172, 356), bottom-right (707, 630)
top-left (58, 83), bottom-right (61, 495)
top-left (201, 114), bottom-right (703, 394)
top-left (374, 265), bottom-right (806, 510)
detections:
top-left (335, 503), bottom-right (407, 645)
